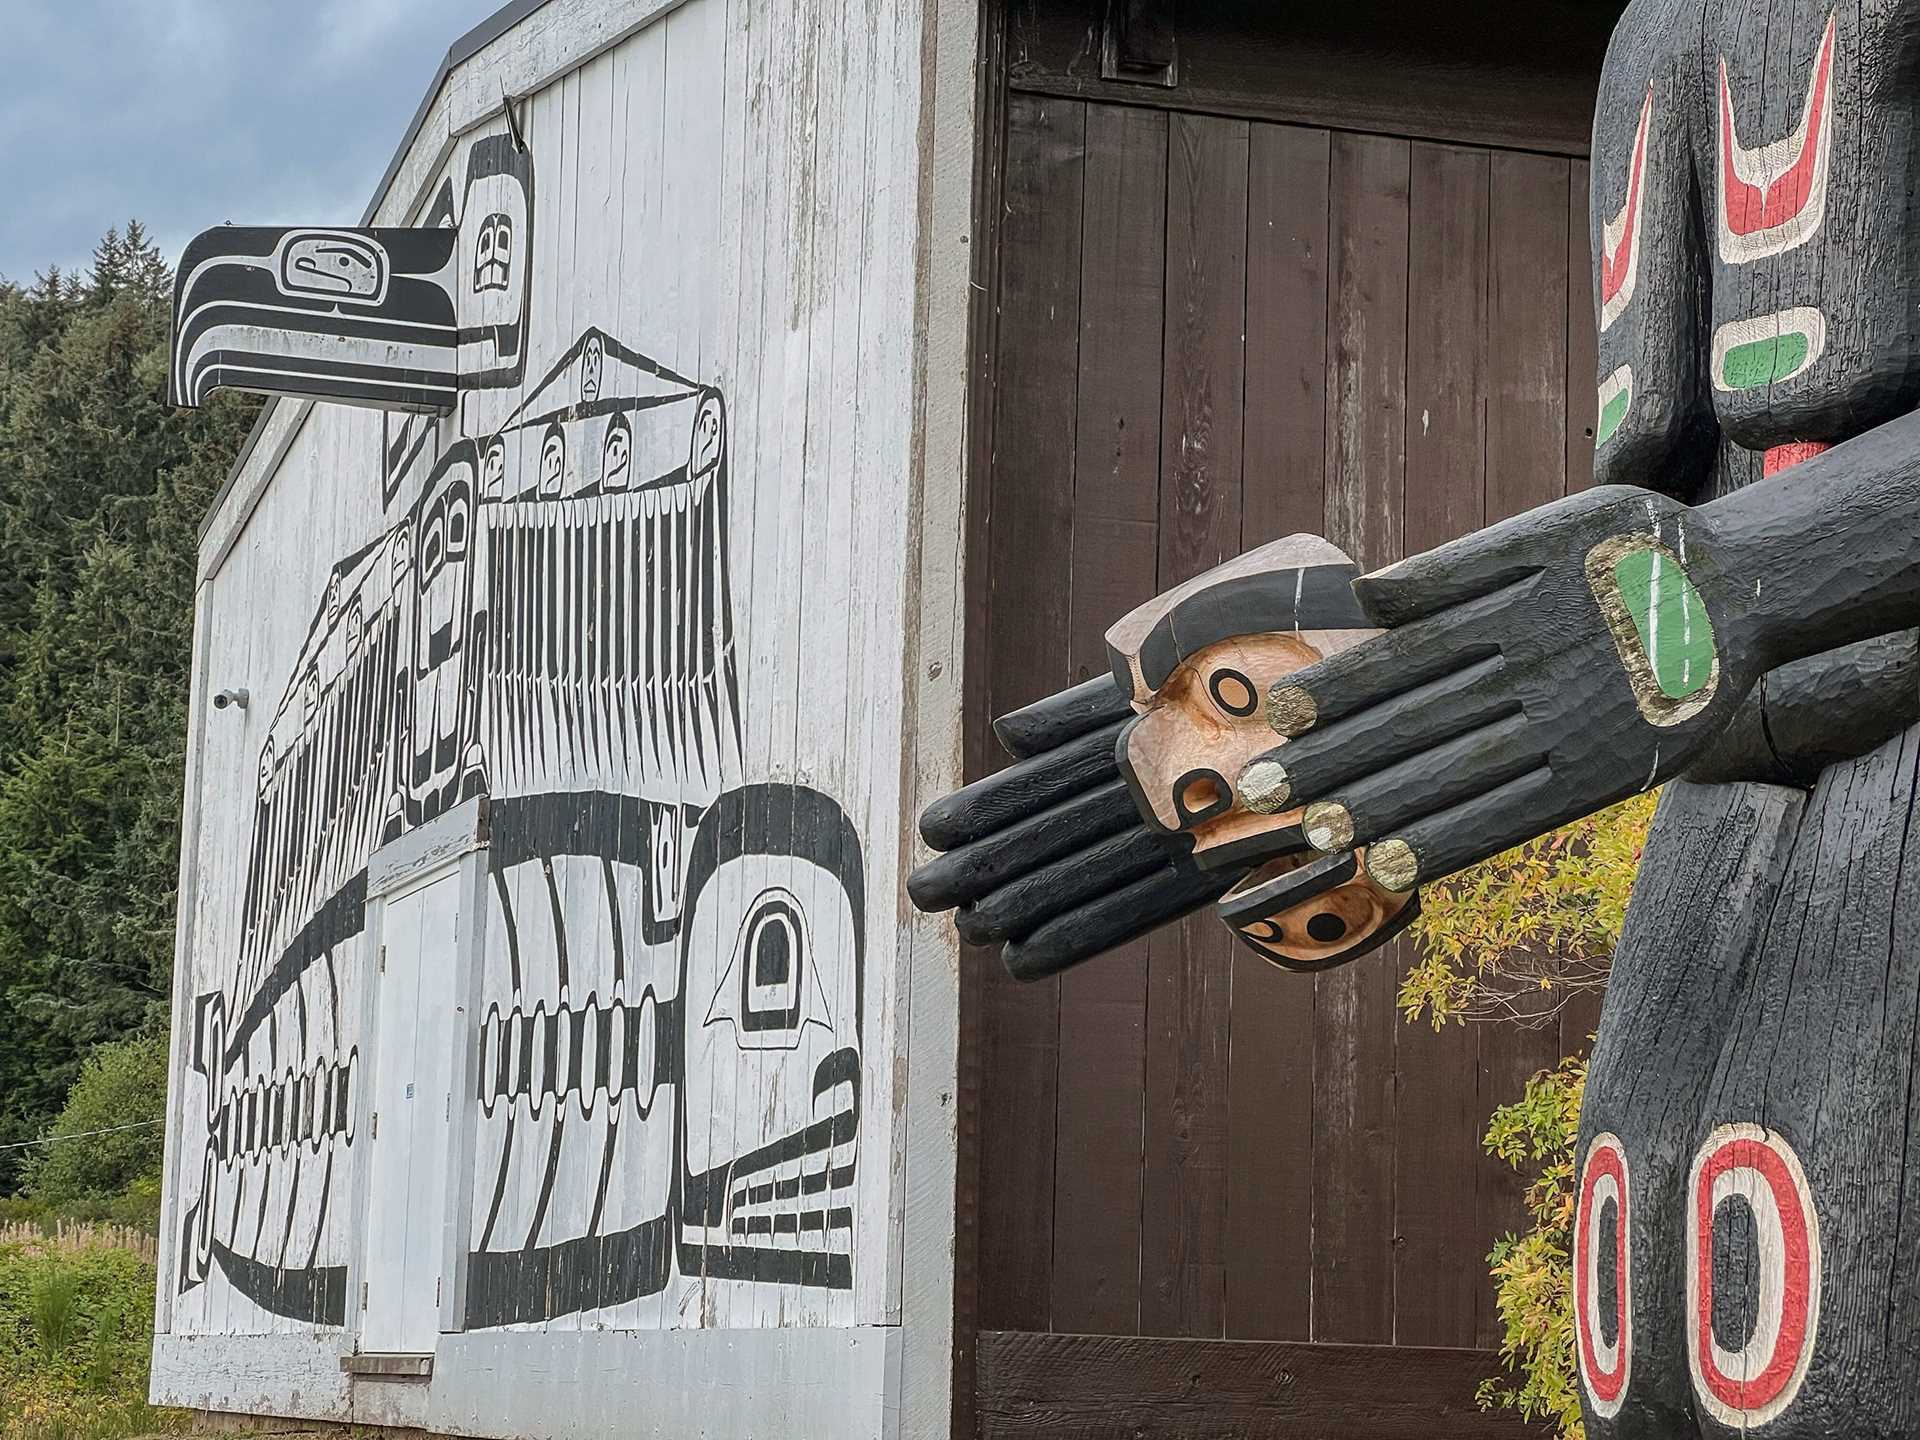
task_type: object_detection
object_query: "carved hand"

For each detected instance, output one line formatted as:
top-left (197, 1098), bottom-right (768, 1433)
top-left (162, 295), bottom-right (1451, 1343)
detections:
top-left (908, 676), bottom-right (1243, 982)
top-left (1246, 419), bottom-right (1920, 892)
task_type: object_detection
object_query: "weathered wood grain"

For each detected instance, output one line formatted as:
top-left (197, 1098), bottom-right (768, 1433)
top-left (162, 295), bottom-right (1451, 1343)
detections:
top-left (1050, 100), bottom-right (1166, 1339)
top-left (1393, 139), bottom-right (1490, 1350)
top-left (975, 1330), bottom-right (1547, 1438)
top-left (1312, 129), bottom-right (1408, 1346)
top-left (975, 91), bottom-right (1087, 1332)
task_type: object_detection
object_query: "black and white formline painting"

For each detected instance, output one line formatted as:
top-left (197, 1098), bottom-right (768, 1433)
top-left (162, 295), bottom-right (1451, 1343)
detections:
top-left (170, 117), bottom-right (868, 1333)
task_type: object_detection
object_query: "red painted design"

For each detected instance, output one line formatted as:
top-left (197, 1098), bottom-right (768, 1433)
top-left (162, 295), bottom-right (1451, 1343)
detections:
top-left (1601, 88), bottom-right (1654, 315)
top-left (1764, 441), bottom-right (1832, 476)
top-left (1691, 1132), bottom-right (1818, 1420)
top-left (1718, 14), bottom-right (1836, 238)
top-left (1574, 1136), bottom-right (1631, 1412)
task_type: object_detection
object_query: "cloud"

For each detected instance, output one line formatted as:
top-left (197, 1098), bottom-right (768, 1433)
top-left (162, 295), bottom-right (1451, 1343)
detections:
top-left (0, 0), bottom-right (496, 284)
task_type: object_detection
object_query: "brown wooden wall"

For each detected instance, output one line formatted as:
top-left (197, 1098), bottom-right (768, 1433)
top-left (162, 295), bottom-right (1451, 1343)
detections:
top-left (958, 2), bottom-right (1622, 1435)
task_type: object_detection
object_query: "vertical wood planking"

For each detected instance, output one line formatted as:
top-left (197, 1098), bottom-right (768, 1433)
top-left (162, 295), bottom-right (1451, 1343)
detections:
top-left (1566, 158), bottom-right (1598, 492)
top-left (1475, 149), bottom-right (1573, 1348)
top-left (1393, 141), bottom-right (1490, 1349)
top-left (1242, 124), bottom-right (1331, 547)
top-left (1312, 130), bottom-right (1408, 1346)
top-left (975, 92), bottom-right (1086, 1333)
top-left (1050, 102), bottom-right (1166, 1338)
top-left (1138, 112), bottom-right (1247, 1341)
top-left (1225, 122), bottom-right (1330, 1341)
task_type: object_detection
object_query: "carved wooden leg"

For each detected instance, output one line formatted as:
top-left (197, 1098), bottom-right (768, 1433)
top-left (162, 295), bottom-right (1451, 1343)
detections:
top-left (1688, 725), bottom-right (1920, 1440)
top-left (1577, 778), bottom-right (1806, 1439)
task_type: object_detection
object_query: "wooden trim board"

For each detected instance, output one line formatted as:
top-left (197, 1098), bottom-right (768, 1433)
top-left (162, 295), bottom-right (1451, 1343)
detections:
top-left (975, 1331), bottom-right (1549, 1438)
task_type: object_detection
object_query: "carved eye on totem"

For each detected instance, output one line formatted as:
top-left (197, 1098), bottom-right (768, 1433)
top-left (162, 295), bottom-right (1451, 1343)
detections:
top-left (1206, 666), bottom-right (1260, 719)
top-left (473, 213), bottom-right (514, 294)
top-left (256, 737), bottom-right (275, 798)
top-left (345, 602), bottom-right (363, 663)
top-left (482, 438), bottom-right (506, 495)
top-left (1118, 632), bottom-right (1329, 849)
top-left (539, 422), bottom-right (567, 498)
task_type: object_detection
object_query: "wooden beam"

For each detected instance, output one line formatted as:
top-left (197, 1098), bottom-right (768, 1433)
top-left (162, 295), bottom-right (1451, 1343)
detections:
top-left (1007, 0), bottom-right (1618, 159)
top-left (975, 1331), bottom-right (1549, 1438)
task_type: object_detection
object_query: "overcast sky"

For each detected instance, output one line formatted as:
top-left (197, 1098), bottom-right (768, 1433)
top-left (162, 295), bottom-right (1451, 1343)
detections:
top-left (0, 0), bottom-right (502, 284)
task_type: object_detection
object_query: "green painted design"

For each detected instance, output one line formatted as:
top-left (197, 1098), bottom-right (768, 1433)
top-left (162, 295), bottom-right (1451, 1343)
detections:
top-left (1596, 388), bottom-right (1630, 445)
top-left (1613, 547), bottom-right (1716, 699)
top-left (1721, 331), bottom-right (1810, 390)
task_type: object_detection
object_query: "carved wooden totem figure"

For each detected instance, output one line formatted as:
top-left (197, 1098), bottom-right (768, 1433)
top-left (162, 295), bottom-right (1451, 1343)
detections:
top-left (914, 0), bottom-right (1920, 1433)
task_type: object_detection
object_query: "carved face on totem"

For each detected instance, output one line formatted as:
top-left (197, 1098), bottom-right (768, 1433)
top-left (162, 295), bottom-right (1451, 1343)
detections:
top-left (1104, 534), bottom-right (1418, 970)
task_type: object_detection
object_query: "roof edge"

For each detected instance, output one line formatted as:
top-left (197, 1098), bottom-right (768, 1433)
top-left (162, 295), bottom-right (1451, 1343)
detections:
top-left (197, 0), bottom-right (558, 550)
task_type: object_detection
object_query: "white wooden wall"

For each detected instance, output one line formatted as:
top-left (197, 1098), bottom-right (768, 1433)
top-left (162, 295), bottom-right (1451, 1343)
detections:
top-left (153, 0), bottom-right (975, 1431)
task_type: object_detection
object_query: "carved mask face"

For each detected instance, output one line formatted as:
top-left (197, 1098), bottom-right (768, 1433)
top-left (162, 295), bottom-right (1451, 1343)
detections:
top-left (1117, 630), bottom-right (1331, 864)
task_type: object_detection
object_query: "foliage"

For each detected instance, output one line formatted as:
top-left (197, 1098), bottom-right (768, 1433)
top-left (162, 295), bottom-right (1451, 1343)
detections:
top-left (1478, 1055), bottom-right (1588, 1438)
top-left (0, 225), bottom-right (259, 1190)
top-left (21, 1034), bottom-right (169, 1226)
top-left (1400, 790), bottom-right (1656, 1030)
top-left (1399, 793), bottom-right (1659, 1439)
top-left (0, 1232), bottom-right (184, 1440)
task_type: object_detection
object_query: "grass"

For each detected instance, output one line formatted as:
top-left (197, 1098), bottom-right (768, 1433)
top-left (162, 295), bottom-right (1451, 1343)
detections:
top-left (0, 1223), bottom-right (186, 1440)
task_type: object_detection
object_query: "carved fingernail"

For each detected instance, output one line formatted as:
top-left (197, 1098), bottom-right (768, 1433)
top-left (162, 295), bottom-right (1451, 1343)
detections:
top-left (1301, 801), bottom-right (1353, 852)
top-left (1265, 683), bottom-right (1318, 737)
top-left (1238, 760), bottom-right (1292, 814)
top-left (1366, 838), bottom-right (1419, 893)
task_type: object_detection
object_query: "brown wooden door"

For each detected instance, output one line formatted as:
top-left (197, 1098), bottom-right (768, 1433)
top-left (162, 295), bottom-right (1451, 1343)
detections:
top-left (963, 72), bottom-right (1609, 1436)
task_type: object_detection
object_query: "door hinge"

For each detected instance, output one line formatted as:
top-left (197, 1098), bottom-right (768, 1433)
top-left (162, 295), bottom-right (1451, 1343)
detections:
top-left (379, 945), bottom-right (387, 973)
top-left (436, 1277), bottom-right (443, 1306)
top-left (360, 1280), bottom-right (369, 1311)
top-left (371, 1111), bottom-right (379, 1139)
top-left (445, 1092), bottom-right (451, 1121)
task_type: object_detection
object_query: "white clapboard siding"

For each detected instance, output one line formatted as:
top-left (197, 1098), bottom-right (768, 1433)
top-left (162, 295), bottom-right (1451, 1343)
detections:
top-left (157, 0), bottom-right (974, 1429)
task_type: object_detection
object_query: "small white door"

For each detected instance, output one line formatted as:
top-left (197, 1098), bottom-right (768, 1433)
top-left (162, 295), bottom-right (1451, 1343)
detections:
top-left (361, 869), bottom-right (460, 1353)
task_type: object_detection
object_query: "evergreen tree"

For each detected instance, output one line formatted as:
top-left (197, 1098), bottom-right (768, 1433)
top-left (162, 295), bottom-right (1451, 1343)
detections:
top-left (0, 224), bottom-right (256, 1189)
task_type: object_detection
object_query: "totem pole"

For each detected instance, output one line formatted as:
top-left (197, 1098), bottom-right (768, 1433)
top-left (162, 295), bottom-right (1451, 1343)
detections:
top-left (913, 1), bottom-right (1920, 1433)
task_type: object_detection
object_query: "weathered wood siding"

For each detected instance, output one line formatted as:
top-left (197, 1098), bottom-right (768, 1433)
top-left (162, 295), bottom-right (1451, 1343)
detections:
top-left (153, 0), bottom-right (974, 1432)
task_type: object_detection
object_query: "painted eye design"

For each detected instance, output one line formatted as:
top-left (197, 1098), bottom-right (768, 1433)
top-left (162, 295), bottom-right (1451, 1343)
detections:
top-left (1208, 667), bottom-right (1259, 718)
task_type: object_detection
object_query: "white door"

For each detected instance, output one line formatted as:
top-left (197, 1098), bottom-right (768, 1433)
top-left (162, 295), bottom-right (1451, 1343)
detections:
top-left (361, 869), bottom-right (460, 1353)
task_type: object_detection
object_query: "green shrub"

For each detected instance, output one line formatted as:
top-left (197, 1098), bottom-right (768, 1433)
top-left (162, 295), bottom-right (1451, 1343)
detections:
top-left (1402, 794), bottom-right (1656, 1440)
top-left (0, 1237), bottom-right (177, 1439)
top-left (22, 1033), bottom-right (168, 1221)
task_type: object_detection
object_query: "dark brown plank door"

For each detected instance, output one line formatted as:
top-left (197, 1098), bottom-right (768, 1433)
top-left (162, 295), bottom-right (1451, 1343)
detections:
top-left (1051, 100), bottom-right (1167, 1339)
top-left (1226, 120), bottom-right (1331, 1343)
top-left (972, 97), bottom-right (1596, 1372)
top-left (975, 92), bottom-right (1086, 1333)
top-left (1393, 140), bottom-right (1491, 1349)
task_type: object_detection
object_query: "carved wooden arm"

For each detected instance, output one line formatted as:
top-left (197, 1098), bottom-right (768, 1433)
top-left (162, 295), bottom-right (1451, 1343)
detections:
top-left (1239, 410), bottom-right (1920, 895)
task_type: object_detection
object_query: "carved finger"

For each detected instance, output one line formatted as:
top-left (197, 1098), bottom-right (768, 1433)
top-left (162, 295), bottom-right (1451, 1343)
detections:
top-left (1000, 859), bottom-right (1239, 982)
top-left (908, 779), bottom-right (1140, 911)
top-left (953, 826), bottom-right (1174, 944)
top-left (918, 717), bottom-right (1127, 850)
top-left (1262, 582), bottom-right (1516, 738)
top-left (1238, 655), bottom-right (1516, 813)
top-left (992, 674), bottom-right (1136, 759)
top-left (1348, 503), bottom-right (1573, 626)
top-left (1297, 713), bottom-right (1542, 853)
top-left (1354, 765), bottom-right (1561, 893)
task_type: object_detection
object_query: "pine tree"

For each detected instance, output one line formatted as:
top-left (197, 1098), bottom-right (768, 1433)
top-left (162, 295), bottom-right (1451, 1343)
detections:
top-left (0, 225), bottom-right (256, 1189)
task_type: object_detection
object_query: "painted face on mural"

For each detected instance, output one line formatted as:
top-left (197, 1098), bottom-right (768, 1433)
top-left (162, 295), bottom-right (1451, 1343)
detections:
top-left (601, 414), bottom-right (632, 490)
